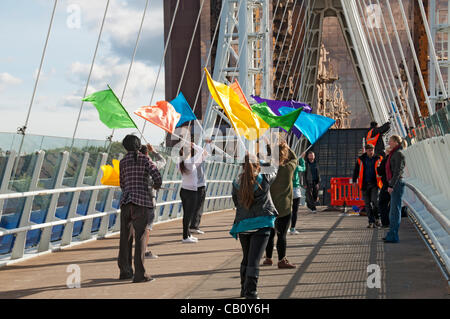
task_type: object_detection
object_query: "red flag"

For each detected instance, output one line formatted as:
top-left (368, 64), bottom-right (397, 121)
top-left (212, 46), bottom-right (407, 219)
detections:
top-left (134, 101), bottom-right (181, 134)
top-left (230, 80), bottom-right (251, 110)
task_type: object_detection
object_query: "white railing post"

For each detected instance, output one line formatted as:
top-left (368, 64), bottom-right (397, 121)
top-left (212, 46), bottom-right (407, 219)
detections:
top-left (0, 151), bottom-right (16, 220)
top-left (37, 151), bottom-right (69, 252)
top-left (10, 151), bottom-right (45, 259)
top-left (61, 152), bottom-right (89, 246)
top-left (78, 153), bottom-right (107, 241)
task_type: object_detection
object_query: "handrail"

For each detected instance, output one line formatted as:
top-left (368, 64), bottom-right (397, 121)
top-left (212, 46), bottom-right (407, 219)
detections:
top-left (0, 180), bottom-right (232, 200)
top-left (404, 181), bottom-right (450, 234)
top-left (0, 194), bottom-right (232, 237)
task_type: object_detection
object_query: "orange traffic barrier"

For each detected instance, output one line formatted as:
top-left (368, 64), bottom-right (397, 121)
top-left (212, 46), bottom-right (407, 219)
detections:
top-left (328, 177), bottom-right (365, 207)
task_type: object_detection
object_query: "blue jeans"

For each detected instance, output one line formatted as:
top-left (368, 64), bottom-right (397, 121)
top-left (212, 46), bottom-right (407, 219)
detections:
top-left (385, 180), bottom-right (405, 242)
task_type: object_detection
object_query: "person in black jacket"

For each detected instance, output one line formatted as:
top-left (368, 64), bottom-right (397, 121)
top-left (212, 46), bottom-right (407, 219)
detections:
top-left (383, 135), bottom-right (407, 243)
top-left (352, 144), bottom-right (383, 228)
top-left (303, 151), bottom-right (321, 213)
top-left (377, 146), bottom-right (391, 228)
top-left (366, 121), bottom-right (391, 157)
top-left (230, 154), bottom-right (278, 299)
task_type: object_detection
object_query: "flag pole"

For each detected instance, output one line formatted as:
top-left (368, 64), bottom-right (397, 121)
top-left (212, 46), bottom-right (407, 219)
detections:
top-left (106, 84), bottom-right (151, 146)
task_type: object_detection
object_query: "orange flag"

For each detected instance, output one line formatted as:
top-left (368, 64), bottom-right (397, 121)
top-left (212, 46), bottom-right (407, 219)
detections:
top-left (134, 101), bottom-right (181, 134)
top-left (230, 80), bottom-right (251, 110)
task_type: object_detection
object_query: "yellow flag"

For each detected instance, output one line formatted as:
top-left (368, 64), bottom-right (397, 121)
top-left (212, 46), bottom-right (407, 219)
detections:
top-left (204, 68), bottom-right (269, 140)
top-left (101, 159), bottom-right (120, 186)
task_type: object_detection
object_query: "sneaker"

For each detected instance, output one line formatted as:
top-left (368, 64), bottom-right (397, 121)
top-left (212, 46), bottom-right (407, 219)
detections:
top-left (189, 235), bottom-right (198, 241)
top-left (182, 237), bottom-right (198, 244)
top-left (190, 228), bottom-right (205, 234)
top-left (278, 257), bottom-right (296, 269)
top-left (375, 219), bottom-right (382, 227)
top-left (367, 223), bottom-right (375, 228)
top-left (312, 209), bottom-right (317, 214)
top-left (262, 258), bottom-right (273, 266)
top-left (132, 276), bottom-right (155, 283)
top-left (145, 251), bottom-right (159, 259)
top-left (289, 228), bottom-right (300, 235)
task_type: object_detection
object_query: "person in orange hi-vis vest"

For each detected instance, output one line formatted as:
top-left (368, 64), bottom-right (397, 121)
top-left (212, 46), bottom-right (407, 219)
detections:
top-left (366, 121), bottom-right (391, 157)
top-left (352, 144), bottom-right (383, 229)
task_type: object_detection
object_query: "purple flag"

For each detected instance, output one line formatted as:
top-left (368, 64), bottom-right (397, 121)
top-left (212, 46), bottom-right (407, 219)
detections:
top-left (251, 95), bottom-right (312, 138)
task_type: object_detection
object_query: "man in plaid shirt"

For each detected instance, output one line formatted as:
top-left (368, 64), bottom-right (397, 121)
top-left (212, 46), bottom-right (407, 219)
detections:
top-left (118, 135), bottom-right (162, 283)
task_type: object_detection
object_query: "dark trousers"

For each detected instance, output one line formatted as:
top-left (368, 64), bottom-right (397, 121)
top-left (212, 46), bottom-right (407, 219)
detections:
top-left (265, 214), bottom-right (291, 260)
top-left (180, 188), bottom-right (197, 239)
top-left (291, 197), bottom-right (300, 229)
top-left (378, 188), bottom-right (391, 226)
top-left (305, 182), bottom-right (319, 210)
top-left (190, 186), bottom-right (206, 230)
top-left (118, 203), bottom-right (149, 280)
top-left (239, 228), bottom-right (271, 296)
top-left (363, 184), bottom-right (379, 224)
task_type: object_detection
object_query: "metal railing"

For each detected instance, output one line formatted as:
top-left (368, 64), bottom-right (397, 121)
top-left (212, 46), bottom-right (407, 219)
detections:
top-left (402, 105), bottom-right (450, 275)
top-left (0, 144), bottom-right (240, 265)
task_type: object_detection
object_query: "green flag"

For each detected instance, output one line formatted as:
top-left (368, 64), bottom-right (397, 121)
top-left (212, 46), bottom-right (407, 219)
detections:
top-left (251, 102), bottom-right (302, 132)
top-left (82, 87), bottom-right (137, 129)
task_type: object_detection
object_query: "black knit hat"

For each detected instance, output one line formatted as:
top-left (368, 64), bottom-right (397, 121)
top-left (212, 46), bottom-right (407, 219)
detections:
top-left (122, 134), bottom-right (141, 152)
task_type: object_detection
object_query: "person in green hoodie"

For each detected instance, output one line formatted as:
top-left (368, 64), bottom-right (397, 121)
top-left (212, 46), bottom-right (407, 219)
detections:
top-left (290, 154), bottom-right (306, 235)
top-left (263, 141), bottom-right (298, 269)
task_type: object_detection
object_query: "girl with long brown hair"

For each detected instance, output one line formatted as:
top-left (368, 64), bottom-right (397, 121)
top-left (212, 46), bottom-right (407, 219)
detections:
top-left (230, 153), bottom-right (278, 299)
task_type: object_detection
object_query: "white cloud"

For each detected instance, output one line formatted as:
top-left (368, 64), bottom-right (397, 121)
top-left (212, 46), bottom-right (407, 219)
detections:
top-left (65, 0), bottom-right (164, 64)
top-left (0, 72), bottom-right (22, 91)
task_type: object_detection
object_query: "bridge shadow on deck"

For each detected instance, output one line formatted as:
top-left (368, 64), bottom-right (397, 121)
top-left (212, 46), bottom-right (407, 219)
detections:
top-left (0, 208), bottom-right (448, 299)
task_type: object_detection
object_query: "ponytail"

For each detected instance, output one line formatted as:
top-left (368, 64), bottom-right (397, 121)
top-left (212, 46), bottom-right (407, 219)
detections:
top-left (238, 155), bottom-right (260, 210)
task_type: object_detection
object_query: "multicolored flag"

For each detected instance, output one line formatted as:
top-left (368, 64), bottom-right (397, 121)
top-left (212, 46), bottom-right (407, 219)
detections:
top-left (230, 80), bottom-right (251, 110)
top-left (100, 159), bottom-right (120, 186)
top-left (134, 101), bottom-right (181, 134)
top-left (251, 102), bottom-right (302, 132)
top-left (279, 107), bottom-right (336, 144)
top-left (82, 87), bottom-right (137, 129)
top-left (170, 92), bottom-right (197, 127)
top-left (205, 68), bottom-right (269, 140)
top-left (251, 95), bottom-right (311, 138)
top-left (251, 95), bottom-right (312, 114)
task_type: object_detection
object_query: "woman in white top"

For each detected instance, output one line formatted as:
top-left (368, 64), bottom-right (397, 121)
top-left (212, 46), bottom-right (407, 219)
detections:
top-left (178, 140), bottom-right (211, 243)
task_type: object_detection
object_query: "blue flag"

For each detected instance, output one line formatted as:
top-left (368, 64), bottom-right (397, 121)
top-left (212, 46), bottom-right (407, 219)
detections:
top-left (279, 107), bottom-right (335, 144)
top-left (170, 92), bottom-right (197, 127)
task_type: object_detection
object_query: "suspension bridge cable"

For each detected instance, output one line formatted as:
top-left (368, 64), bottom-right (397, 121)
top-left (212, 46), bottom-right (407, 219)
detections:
top-left (107, 0), bottom-right (150, 154)
top-left (417, 0), bottom-right (448, 101)
top-left (383, 0), bottom-right (423, 120)
top-left (287, 0), bottom-right (316, 101)
top-left (70, 0), bottom-right (110, 152)
top-left (358, 0), bottom-right (413, 132)
top-left (140, 0), bottom-right (181, 138)
top-left (273, 0), bottom-right (305, 98)
top-left (273, 0), bottom-right (291, 57)
top-left (363, 0), bottom-right (415, 128)
top-left (374, 0), bottom-right (420, 125)
top-left (355, 0), bottom-right (405, 135)
top-left (289, 1), bottom-right (317, 101)
top-left (276, 0), bottom-right (313, 99)
top-left (395, 0), bottom-right (433, 115)
top-left (12, 0), bottom-right (58, 180)
top-left (273, 0), bottom-right (302, 75)
top-left (275, 0), bottom-right (308, 99)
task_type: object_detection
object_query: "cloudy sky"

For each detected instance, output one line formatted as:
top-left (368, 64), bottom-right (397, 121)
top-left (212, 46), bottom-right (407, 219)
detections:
top-left (0, 0), bottom-right (167, 146)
